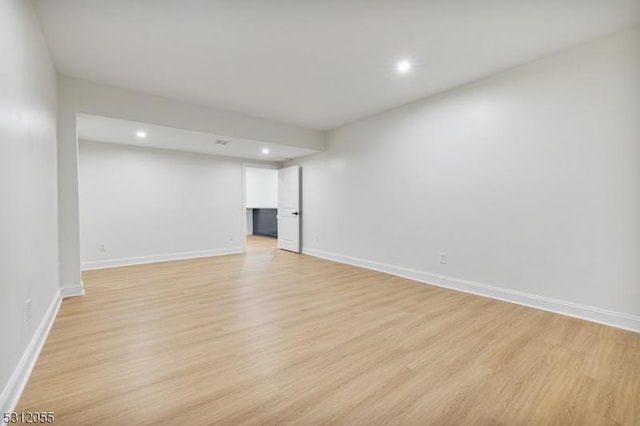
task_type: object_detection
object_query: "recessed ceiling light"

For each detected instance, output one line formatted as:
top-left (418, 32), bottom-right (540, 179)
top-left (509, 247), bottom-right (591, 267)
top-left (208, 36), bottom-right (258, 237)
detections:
top-left (397, 60), bottom-right (412, 74)
top-left (135, 130), bottom-right (147, 139)
top-left (262, 148), bottom-right (270, 155)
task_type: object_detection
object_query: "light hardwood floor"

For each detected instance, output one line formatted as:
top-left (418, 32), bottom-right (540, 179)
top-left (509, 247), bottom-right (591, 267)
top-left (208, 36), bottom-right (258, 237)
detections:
top-left (17, 236), bottom-right (640, 425)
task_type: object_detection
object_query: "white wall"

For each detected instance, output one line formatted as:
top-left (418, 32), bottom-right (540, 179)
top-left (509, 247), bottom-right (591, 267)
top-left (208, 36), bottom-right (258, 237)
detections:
top-left (245, 168), bottom-right (278, 208)
top-left (79, 141), bottom-right (244, 269)
top-left (58, 77), bottom-right (324, 293)
top-left (0, 0), bottom-right (60, 415)
top-left (290, 28), bottom-right (640, 331)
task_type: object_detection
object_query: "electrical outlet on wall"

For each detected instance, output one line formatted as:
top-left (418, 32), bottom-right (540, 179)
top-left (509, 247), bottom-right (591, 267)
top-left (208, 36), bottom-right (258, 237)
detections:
top-left (99, 243), bottom-right (106, 252)
top-left (439, 253), bottom-right (448, 264)
top-left (26, 299), bottom-right (32, 322)
top-left (315, 235), bottom-right (319, 243)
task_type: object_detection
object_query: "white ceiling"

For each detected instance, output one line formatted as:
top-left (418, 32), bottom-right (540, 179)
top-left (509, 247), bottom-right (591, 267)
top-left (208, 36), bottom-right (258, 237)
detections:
top-left (34, 0), bottom-right (640, 130)
top-left (77, 114), bottom-right (319, 162)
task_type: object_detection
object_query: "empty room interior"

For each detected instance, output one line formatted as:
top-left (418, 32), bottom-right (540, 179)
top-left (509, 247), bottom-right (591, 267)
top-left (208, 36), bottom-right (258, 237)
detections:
top-left (2, 0), bottom-right (640, 424)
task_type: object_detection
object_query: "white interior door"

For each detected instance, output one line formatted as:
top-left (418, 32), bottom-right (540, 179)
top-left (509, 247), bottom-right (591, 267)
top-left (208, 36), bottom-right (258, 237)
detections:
top-left (277, 166), bottom-right (300, 253)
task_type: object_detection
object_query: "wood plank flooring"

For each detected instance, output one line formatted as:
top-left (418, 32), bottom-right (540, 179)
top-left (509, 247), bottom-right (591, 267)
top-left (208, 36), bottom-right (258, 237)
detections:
top-left (17, 236), bottom-right (640, 425)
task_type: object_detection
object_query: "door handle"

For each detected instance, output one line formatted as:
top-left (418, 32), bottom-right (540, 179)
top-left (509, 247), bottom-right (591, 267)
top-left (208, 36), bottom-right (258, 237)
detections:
top-left (292, 212), bottom-right (299, 215)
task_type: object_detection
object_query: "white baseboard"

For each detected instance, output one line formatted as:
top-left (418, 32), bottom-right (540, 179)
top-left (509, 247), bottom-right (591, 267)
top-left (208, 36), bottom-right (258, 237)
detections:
top-left (303, 247), bottom-right (640, 334)
top-left (0, 290), bottom-right (61, 421)
top-left (61, 283), bottom-right (85, 298)
top-left (81, 247), bottom-right (245, 271)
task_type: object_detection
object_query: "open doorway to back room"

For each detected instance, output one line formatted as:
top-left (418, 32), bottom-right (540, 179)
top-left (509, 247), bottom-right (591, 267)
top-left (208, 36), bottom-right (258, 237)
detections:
top-left (244, 165), bottom-right (279, 250)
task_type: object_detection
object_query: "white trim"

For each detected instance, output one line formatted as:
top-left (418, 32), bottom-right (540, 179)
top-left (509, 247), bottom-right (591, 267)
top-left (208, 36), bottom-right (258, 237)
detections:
top-left (0, 291), bottom-right (61, 421)
top-left (81, 247), bottom-right (244, 271)
top-left (302, 247), bottom-right (640, 334)
top-left (61, 283), bottom-right (85, 298)
top-left (241, 161), bottom-right (280, 170)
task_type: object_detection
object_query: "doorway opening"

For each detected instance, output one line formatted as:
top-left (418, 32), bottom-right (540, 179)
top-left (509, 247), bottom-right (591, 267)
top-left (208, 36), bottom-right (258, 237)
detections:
top-left (244, 164), bottom-right (278, 242)
top-left (243, 163), bottom-right (301, 253)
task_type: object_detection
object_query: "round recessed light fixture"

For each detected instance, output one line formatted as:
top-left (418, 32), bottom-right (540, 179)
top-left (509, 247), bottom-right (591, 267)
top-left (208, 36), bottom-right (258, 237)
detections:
top-left (396, 60), bottom-right (412, 74)
top-left (262, 148), bottom-right (270, 155)
top-left (135, 130), bottom-right (147, 139)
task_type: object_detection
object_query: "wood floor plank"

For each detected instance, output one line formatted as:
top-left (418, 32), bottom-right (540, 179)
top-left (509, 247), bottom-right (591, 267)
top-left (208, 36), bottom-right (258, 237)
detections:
top-left (16, 236), bottom-right (640, 425)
